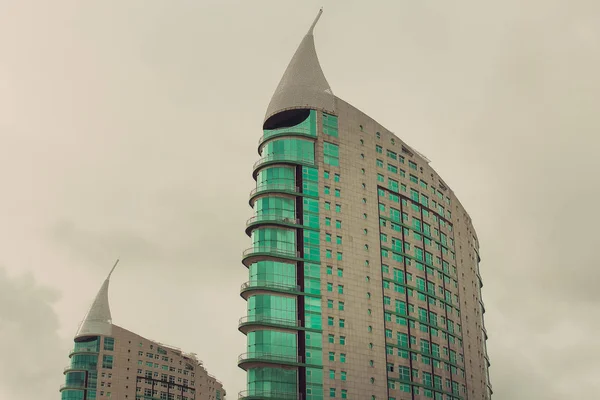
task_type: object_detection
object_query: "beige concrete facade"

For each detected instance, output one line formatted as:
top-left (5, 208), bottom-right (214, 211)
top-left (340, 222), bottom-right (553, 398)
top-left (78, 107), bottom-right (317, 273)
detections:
top-left (314, 96), bottom-right (492, 399)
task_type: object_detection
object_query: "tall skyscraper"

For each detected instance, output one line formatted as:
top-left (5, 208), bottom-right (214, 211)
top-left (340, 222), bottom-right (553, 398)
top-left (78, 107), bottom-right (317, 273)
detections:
top-left (238, 9), bottom-right (491, 400)
top-left (60, 262), bottom-right (226, 400)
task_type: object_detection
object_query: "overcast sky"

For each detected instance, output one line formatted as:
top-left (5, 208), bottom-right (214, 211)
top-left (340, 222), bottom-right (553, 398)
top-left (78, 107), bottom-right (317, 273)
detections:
top-left (1, 0), bottom-right (599, 399)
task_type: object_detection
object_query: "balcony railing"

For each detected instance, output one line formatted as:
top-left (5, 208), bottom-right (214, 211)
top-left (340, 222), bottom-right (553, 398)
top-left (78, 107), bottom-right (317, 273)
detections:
top-left (60, 383), bottom-right (86, 390)
top-left (242, 247), bottom-right (299, 258)
top-left (239, 315), bottom-right (300, 328)
top-left (238, 352), bottom-right (302, 364)
top-left (69, 347), bottom-right (98, 356)
top-left (64, 365), bottom-right (95, 373)
top-left (249, 184), bottom-right (299, 198)
top-left (239, 389), bottom-right (303, 400)
top-left (240, 280), bottom-right (300, 293)
top-left (247, 214), bottom-right (300, 226)
top-left (253, 154), bottom-right (314, 171)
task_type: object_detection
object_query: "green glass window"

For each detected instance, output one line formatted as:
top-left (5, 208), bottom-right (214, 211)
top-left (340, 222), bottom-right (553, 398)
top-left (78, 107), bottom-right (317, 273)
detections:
top-left (324, 142), bottom-right (339, 166)
top-left (376, 145), bottom-right (382, 153)
top-left (247, 330), bottom-right (297, 358)
top-left (255, 196), bottom-right (295, 220)
top-left (252, 228), bottom-right (295, 253)
top-left (323, 113), bottom-right (338, 137)
top-left (340, 354), bottom-right (346, 363)
top-left (102, 355), bottom-right (113, 369)
top-left (261, 138), bottom-right (315, 164)
top-left (256, 166), bottom-right (295, 189)
top-left (409, 161), bottom-right (417, 170)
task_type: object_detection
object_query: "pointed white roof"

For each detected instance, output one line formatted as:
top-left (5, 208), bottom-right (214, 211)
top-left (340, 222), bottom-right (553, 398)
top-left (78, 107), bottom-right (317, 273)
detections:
top-left (75, 260), bottom-right (119, 339)
top-left (264, 8), bottom-right (335, 123)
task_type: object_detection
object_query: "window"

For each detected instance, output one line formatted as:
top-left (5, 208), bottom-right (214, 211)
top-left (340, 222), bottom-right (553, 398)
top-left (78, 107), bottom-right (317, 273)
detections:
top-left (409, 160), bottom-right (417, 170)
top-left (341, 389), bottom-right (347, 399)
top-left (376, 145), bottom-right (383, 154)
top-left (340, 354), bottom-right (346, 363)
top-left (338, 285), bottom-right (344, 294)
top-left (324, 142), bottom-right (339, 166)
top-left (327, 299), bottom-right (334, 308)
top-left (341, 371), bottom-right (347, 381)
top-left (102, 355), bottom-right (114, 369)
top-left (335, 220), bottom-right (342, 228)
top-left (337, 252), bottom-right (343, 260)
top-left (338, 301), bottom-right (345, 311)
top-left (324, 186), bottom-right (331, 195)
top-left (324, 201), bottom-right (331, 210)
top-left (335, 189), bottom-right (341, 197)
top-left (339, 336), bottom-right (346, 345)
top-left (376, 159), bottom-right (384, 168)
top-left (329, 369), bottom-right (335, 379)
top-left (334, 173), bottom-right (340, 182)
top-left (324, 170), bottom-right (330, 179)
top-left (326, 265), bottom-right (333, 275)
top-left (330, 388), bottom-right (336, 398)
top-left (329, 352), bottom-right (335, 361)
top-left (339, 319), bottom-right (345, 328)
top-left (335, 204), bottom-right (341, 212)
top-left (325, 217), bottom-right (331, 226)
top-left (327, 283), bottom-right (333, 292)
top-left (104, 337), bottom-right (115, 351)
top-left (337, 268), bottom-right (344, 277)
top-left (328, 317), bottom-right (334, 326)
top-left (336, 236), bottom-right (342, 244)
top-left (326, 233), bottom-right (332, 243)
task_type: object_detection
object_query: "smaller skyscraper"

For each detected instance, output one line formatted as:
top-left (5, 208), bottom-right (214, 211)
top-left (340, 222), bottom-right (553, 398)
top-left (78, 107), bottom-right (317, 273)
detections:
top-left (60, 262), bottom-right (226, 400)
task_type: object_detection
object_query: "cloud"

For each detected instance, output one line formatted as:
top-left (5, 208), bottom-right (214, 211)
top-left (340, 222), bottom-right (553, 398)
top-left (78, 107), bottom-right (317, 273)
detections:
top-left (0, 267), bottom-right (67, 399)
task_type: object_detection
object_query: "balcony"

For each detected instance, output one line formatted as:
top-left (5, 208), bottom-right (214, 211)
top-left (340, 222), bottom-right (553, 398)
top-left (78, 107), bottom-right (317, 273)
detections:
top-left (64, 365), bottom-right (93, 374)
top-left (242, 247), bottom-right (300, 267)
top-left (239, 389), bottom-right (303, 400)
top-left (245, 215), bottom-right (301, 236)
top-left (249, 184), bottom-right (300, 206)
top-left (59, 383), bottom-right (86, 391)
top-left (68, 348), bottom-right (98, 357)
top-left (240, 280), bottom-right (301, 300)
top-left (238, 315), bottom-right (300, 335)
top-left (237, 352), bottom-right (302, 370)
top-left (252, 154), bottom-right (314, 178)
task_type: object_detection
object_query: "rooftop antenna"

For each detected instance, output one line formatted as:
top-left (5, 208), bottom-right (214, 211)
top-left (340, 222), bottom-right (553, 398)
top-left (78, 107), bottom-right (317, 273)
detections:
top-left (108, 259), bottom-right (119, 279)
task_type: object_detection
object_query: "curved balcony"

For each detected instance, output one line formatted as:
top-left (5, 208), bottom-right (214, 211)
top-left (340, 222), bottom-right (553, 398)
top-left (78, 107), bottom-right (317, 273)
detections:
top-left (240, 280), bottom-right (301, 300)
top-left (252, 154), bottom-right (315, 178)
top-left (238, 315), bottom-right (300, 335)
top-left (249, 184), bottom-right (300, 206)
top-left (239, 389), bottom-right (303, 400)
top-left (245, 215), bottom-right (301, 236)
top-left (242, 247), bottom-right (300, 267)
top-left (59, 383), bottom-right (87, 392)
top-left (64, 365), bottom-right (93, 374)
top-left (237, 352), bottom-right (302, 371)
top-left (69, 348), bottom-right (99, 357)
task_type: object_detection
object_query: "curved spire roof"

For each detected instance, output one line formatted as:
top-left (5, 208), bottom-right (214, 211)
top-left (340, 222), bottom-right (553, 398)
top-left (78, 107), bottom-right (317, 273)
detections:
top-left (75, 260), bottom-right (119, 339)
top-left (264, 8), bottom-right (335, 123)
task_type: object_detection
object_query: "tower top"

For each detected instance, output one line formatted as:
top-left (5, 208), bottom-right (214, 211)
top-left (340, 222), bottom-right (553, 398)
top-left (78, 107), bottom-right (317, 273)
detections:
top-left (75, 260), bottom-right (119, 339)
top-left (264, 8), bottom-right (335, 126)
